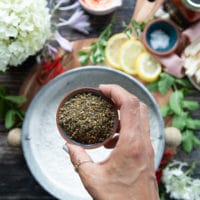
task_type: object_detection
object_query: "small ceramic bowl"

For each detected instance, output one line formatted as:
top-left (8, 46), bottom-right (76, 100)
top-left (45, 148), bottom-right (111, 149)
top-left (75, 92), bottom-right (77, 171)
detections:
top-left (142, 19), bottom-right (180, 56)
top-left (56, 87), bottom-right (119, 149)
top-left (79, 0), bottom-right (122, 16)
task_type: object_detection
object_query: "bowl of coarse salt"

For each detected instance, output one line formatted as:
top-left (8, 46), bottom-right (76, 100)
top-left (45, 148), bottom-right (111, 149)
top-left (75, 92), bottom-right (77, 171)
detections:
top-left (142, 18), bottom-right (180, 56)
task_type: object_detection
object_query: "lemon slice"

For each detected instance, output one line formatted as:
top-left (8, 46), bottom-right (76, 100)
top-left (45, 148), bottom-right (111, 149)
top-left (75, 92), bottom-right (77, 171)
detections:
top-left (105, 33), bottom-right (130, 69)
top-left (135, 52), bottom-right (162, 82)
top-left (119, 39), bottom-right (145, 75)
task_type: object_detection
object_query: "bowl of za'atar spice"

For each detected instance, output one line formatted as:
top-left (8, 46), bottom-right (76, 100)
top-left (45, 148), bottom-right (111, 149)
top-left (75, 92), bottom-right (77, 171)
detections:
top-left (56, 87), bottom-right (119, 148)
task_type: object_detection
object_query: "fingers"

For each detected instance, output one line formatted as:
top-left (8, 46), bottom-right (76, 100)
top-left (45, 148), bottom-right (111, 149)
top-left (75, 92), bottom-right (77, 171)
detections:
top-left (66, 143), bottom-right (95, 174)
top-left (99, 84), bottom-right (133, 109)
top-left (99, 84), bottom-right (142, 143)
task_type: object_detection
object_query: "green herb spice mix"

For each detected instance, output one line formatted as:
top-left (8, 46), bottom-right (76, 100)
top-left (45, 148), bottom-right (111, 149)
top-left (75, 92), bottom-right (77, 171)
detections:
top-left (58, 92), bottom-right (116, 144)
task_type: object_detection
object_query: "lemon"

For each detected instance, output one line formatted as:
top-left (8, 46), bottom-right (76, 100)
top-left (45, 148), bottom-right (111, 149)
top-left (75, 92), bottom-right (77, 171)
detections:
top-left (135, 52), bottom-right (162, 82)
top-left (105, 33), bottom-right (130, 69)
top-left (119, 39), bottom-right (145, 75)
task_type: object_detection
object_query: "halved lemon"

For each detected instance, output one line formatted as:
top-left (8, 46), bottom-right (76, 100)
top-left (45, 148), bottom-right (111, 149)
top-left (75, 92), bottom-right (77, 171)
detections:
top-left (135, 52), bottom-right (162, 82)
top-left (119, 39), bottom-right (145, 75)
top-left (105, 33), bottom-right (130, 69)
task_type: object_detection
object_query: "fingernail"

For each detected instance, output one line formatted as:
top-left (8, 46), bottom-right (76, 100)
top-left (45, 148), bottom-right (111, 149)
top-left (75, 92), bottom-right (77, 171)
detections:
top-left (63, 143), bottom-right (69, 153)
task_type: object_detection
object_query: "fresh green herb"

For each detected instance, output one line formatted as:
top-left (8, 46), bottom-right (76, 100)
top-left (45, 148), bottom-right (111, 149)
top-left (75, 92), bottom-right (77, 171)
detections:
top-left (78, 22), bottom-right (113, 65)
top-left (122, 19), bottom-right (147, 38)
top-left (147, 72), bottom-right (194, 95)
top-left (0, 85), bottom-right (26, 129)
top-left (182, 130), bottom-right (200, 153)
top-left (122, 21), bottom-right (133, 38)
top-left (147, 72), bottom-right (200, 153)
top-left (131, 19), bottom-right (146, 37)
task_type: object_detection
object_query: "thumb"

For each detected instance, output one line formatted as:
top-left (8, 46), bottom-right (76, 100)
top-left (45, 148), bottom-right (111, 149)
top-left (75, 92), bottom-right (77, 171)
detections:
top-left (66, 143), bottom-right (94, 174)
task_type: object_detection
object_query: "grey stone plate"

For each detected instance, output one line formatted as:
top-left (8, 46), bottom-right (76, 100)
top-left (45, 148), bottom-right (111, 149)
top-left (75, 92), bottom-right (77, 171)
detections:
top-left (22, 66), bottom-right (164, 200)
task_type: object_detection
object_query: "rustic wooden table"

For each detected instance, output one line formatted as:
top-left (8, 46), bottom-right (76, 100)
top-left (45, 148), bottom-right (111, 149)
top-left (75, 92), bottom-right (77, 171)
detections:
top-left (0, 0), bottom-right (199, 199)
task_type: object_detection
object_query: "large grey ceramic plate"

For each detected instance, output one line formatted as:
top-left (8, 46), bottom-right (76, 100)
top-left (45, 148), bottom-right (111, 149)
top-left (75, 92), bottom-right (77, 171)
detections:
top-left (22, 66), bottom-right (164, 200)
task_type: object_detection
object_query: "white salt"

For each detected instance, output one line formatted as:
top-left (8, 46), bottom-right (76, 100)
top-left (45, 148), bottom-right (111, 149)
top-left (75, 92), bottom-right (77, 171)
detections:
top-left (150, 29), bottom-right (170, 50)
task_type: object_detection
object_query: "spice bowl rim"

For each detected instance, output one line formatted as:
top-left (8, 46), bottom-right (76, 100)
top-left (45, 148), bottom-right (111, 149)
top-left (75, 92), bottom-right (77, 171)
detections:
top-left (142, 18), bottom-right (180, 56)
top-left (56, 87), bottom-right (119, 149)
top-left (79, 0), bottom-right (122, 16)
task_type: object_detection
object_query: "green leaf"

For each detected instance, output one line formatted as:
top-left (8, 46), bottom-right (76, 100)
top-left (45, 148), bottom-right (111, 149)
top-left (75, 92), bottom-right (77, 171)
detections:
top-left (0, 85), bottom-right (6, 96)
top-left (5, 110), bottom-right (17, 129)
top-left (89, 51), bottom-right (97, 64)
top-left (147, 72), bottom-right (176, 95)
top-left (175, 78), bottom-right (194, 89)
top-left (122, 21), bottom-right (133, 38)
top-left (172, 115), bottom-right (186, 131)
top-left (182, 130), bottom-right (194, 153)
top-left (99, 22), bottom-right (113, 41)
top-left (15, 109), bottom-right (25, 120)
top-left (78, 51), bottom-right (89, 65)
top-left (4, 95), bottom-right (26, 105)
top-left (182, 100), bottom-right (199, 111)
top-left (186, 118), bottom-right (200, 130)
top-left (169, 91), bottom-right (184, 115)
top-left (147, 81), bottom-right (159, 92)
top-left (192, 135), bottom-right (200, 147)
top-left (160, 103), bottom-right (171, 117)
top-left (158, 73), bottom-right (175, 95)
top-left (130, 20), bottom-right (146, 37)
top-left (78, 22), bottom-right (113, 65)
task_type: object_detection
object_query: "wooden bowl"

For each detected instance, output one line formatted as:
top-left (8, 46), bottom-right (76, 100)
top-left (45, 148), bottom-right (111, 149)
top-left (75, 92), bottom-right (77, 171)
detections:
top-left (142, 19), bottom-right (180, 56)
top-left (56, 87), bottom-right (119, 149)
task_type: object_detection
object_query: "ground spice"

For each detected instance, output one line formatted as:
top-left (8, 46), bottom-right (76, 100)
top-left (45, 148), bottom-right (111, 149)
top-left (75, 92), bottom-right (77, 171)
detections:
top-left (58, 92), bottom-right (116, 145)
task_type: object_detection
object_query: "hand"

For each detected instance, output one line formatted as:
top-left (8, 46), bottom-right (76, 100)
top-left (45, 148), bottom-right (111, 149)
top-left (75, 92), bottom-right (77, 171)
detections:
top-left (66, 84), bottom-right (159, 200)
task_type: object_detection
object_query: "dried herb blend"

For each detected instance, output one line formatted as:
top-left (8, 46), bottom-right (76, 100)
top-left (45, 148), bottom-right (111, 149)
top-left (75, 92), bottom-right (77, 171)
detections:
top-left (58, 92), bottom-right (116, 145)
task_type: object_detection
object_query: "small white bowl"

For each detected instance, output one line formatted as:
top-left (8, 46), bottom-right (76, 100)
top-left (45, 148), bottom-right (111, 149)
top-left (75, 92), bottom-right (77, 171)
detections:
top-left (79, 0), bottom-right (122, 16)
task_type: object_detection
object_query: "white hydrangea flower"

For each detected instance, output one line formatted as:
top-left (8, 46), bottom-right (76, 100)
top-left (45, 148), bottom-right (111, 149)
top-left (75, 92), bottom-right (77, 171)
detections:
top-left (0, 0), bottom-right (51, 71)
top-left (162, 160), bottom-right (200, 200)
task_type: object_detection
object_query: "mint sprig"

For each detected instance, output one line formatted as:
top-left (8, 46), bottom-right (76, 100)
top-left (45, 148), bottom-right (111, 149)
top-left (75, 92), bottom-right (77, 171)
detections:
top-left (147, 72), bottom-right (200, 153)
top-left (0, 85), bottom-right (26, 129)
top-left (78, 22), bottom-right (113, 65)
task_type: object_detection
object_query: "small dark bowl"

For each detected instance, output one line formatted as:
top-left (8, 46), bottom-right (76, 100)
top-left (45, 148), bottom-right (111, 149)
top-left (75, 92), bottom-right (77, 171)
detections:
top-left (142, 19), bottom-right (180, 56)
top-left (56, 87), bottom-right (119, 149)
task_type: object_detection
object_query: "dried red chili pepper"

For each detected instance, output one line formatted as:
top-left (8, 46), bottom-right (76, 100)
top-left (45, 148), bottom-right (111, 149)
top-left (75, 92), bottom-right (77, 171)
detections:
top-left (37, 55), bottom-right (66, 85)
top-left (156, 168), bottom-right (163, 184)
top-left (156, 149), bottom-right (174, 183)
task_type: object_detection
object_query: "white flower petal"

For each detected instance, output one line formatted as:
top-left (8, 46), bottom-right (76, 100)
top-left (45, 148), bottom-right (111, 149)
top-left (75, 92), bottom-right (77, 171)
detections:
top-left (55, 31), bottom-right (72, 52)
top-left (0, 0), bottom-right (51, 71)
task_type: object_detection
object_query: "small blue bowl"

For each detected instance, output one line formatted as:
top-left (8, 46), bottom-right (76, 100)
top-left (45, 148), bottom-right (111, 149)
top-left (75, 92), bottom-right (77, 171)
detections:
top-left (142, 19), bottom-right (180, 56)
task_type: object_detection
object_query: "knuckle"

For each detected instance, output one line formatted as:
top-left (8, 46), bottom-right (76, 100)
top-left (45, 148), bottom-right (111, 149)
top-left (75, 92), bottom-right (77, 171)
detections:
top-left (123, 140), bottom-right (144, 158)
top-left (132, 140), bottom-right (144, 156)
top-left (124, 95), bottom-right (140, 108)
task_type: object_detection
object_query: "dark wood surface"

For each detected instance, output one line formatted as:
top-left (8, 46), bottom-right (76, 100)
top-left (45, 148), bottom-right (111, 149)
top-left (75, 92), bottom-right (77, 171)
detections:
top-left (0, 1), bottom-right (199, 200)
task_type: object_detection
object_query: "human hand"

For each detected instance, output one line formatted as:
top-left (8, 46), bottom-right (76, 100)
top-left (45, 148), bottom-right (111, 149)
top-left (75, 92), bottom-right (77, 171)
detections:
top-left (66, 84), bottom-right (159, 200)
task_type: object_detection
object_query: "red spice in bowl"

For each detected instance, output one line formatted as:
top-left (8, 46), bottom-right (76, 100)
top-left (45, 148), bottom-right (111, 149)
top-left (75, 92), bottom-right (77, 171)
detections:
top-left (56, 87), bottom-right (119, 149)
top-left (79, 0), bottom-right (122, 16)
